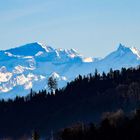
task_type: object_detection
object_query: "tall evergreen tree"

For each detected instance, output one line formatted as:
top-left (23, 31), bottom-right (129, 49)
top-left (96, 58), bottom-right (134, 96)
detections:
top-left (47, 76), bottom-right (58, 93)
top-left (32, 131), bottom-right (40, 140)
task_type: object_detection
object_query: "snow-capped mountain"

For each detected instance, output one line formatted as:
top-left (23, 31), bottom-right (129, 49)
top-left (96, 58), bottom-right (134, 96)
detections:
top-left (0, 42), bottom-right (140, 99)
top-left (94, 44), bottom-right (140, 72)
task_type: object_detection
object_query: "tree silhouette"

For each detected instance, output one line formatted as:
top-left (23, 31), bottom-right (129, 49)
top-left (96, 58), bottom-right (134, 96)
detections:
top-left (47, 76), bottom-right (58, 93)
top-left (32, 130), bottom-right (40, 140)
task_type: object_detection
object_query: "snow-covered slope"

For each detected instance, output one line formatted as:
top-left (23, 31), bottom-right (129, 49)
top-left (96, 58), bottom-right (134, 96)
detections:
top-left (96, 44), bottom-right (140, 72)
top-left (0, 42), bottom-right (140, 99)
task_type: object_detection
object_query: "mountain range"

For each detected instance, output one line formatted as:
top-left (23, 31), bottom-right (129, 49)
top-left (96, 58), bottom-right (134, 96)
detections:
top-left (0, 42), bottom-right (140, 99)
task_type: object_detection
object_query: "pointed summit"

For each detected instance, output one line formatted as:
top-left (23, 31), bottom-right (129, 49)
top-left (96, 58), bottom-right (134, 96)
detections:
top-left (116, 43), bottom-right (132, 55)
top-left (116, 44), bottom-right (140, 59)
top-left (117, 43), bottom-right (128, 51)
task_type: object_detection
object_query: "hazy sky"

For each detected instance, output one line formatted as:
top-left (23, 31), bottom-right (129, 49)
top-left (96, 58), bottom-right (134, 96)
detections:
top-left (0, 0), bottom-right (140, 57)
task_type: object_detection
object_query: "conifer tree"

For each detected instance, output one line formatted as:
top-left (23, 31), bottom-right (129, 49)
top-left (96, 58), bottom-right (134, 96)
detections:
top-left (47, 76), bottom-right (58, 93)
top-left (32, 130), bottom-right (40, 140)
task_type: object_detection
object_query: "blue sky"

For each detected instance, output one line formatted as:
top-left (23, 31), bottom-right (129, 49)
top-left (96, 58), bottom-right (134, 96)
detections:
top-left (0, 0), bottom-right (140, 57)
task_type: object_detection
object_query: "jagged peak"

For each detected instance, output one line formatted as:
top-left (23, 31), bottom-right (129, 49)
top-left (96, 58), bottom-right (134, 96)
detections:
top-left (57, 48), bottom-right (78, 54)
top-left (117, 43), bottom-right (129, 51)
top-left (117, 43), bottom-right (140, 58)
top-left (109, 43), bottom-right (140, 59)
top-left (4, 42), bottom-right (81, 58)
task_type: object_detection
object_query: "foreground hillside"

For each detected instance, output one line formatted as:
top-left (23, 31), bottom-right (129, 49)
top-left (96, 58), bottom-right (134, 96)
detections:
top-left (0, 67), bottom-right (140, 138)
top-left (56, 109), bottom-right (140, 140)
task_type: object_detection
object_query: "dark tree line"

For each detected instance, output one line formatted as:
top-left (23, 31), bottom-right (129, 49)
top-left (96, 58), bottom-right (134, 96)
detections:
top-left (0, 67), bottom-right (140, 138)
top-left (57, 109), bottom-right (140, 140)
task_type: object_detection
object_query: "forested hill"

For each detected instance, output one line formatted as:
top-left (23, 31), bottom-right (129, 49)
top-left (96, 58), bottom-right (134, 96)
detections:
top-left (57, 109), bottom-right (140, 140)
top-left (1, 67), bottom-right (140, 138)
